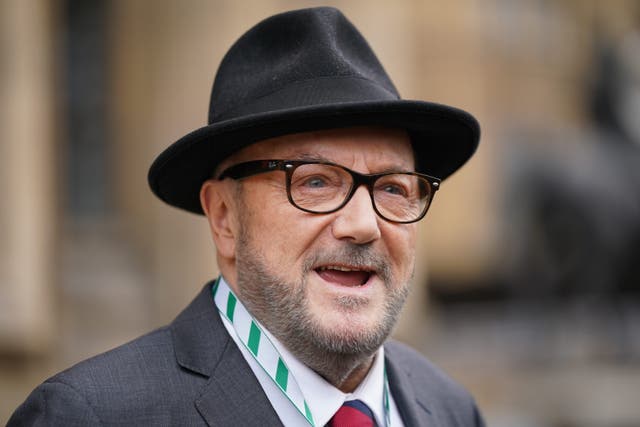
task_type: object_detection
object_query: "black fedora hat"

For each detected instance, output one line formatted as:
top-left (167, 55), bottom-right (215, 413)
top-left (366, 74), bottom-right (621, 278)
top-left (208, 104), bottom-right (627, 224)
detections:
top-left (148, 7), bottom-right (480, 214)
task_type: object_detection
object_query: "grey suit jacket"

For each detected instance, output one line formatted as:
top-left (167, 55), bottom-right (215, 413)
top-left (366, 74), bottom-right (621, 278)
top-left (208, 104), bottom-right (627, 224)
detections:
top-left (8, 282), bottom-right (485, 426)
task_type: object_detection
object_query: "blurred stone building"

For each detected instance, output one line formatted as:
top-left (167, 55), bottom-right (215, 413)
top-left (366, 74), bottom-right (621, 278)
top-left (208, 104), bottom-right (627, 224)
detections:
top-left (1, 1), bottom-right (639, 425)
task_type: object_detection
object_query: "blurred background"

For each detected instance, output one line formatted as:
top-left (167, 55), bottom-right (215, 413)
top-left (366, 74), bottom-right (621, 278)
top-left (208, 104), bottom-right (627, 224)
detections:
top-left (1, 0), bottom-right (640, 425)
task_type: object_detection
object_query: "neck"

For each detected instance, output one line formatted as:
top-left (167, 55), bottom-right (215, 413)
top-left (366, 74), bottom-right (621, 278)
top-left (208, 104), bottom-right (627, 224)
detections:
top-left (332, 357), bottom-right (375, 392)
top-left (288, 343), bottom-right (377, 392)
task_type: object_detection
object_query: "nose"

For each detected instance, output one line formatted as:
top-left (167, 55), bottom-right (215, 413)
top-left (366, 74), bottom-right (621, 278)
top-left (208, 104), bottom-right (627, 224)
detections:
top-left (331, 186), bottom-right (381, 244)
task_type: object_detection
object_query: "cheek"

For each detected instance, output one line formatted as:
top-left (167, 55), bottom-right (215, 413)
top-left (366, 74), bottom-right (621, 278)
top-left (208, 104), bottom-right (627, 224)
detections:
top-left (243, 189), bottom-right (329, 266)
top-left (384, 226), bottom-right (417, 275)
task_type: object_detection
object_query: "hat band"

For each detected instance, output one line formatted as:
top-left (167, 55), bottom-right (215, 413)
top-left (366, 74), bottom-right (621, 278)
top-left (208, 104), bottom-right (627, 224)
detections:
top-left (210, 76), bottom-right (400, 123)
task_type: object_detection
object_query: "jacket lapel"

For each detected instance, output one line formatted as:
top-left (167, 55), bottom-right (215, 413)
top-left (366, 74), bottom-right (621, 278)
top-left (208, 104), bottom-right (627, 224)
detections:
top-left (171, 282), bottom-right (283, 426)
top-left (385, 344), bottom-right (434, 427)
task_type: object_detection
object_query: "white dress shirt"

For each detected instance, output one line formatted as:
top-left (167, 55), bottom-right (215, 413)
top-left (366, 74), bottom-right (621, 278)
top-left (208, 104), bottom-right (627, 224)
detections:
top-left (217, 277), bottom-right (404, 427)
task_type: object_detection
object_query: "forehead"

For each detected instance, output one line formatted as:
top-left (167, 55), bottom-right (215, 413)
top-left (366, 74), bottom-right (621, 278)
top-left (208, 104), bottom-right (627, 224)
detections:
top-left (221, 127), bottom-right (415, 171)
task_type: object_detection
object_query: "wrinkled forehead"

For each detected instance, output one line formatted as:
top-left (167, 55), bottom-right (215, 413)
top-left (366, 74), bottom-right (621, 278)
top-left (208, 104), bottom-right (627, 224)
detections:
top-left (216, 126), bottom-right (415, 175)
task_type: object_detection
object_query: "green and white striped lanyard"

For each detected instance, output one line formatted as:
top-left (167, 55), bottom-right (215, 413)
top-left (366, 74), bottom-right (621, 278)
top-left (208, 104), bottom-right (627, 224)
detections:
top-left (212, 277), bottom-right (392, 427)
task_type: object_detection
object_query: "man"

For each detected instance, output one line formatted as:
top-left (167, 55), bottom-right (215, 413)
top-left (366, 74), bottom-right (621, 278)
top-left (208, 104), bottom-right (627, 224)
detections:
top-left (10, 7), bottom-right (483, 426)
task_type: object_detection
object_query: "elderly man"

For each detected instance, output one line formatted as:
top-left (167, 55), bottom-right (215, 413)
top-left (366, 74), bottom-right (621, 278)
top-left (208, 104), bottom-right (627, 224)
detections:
top-left (10, 7), bottom-right (483, 427)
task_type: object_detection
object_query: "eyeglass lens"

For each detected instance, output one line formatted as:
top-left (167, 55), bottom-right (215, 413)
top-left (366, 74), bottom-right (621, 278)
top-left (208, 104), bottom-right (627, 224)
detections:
top-left (288, 163), bottom-right (430, 222)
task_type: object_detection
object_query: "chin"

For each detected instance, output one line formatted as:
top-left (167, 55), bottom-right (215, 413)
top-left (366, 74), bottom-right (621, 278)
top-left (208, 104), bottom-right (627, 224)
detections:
top-left (308, 309), bottom-right (389, 352)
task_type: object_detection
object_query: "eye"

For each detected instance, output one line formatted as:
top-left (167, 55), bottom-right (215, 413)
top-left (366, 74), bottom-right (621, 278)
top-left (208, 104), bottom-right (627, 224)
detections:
top-left (290, 163), bottom-right (346, 193)
top-left (381, 184), bottom-right (407, 196)
top-left (303, 176), bottom-right (328, 188)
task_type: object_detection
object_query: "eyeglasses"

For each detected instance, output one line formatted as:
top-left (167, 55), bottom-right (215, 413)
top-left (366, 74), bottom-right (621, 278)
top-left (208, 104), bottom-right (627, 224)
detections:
top-left (218, 160), bottom-right (441, 224)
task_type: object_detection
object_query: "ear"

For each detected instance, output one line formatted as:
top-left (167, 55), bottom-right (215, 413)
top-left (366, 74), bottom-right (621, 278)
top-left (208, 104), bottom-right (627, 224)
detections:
top-left (200, 179), bottom-right (237, 260)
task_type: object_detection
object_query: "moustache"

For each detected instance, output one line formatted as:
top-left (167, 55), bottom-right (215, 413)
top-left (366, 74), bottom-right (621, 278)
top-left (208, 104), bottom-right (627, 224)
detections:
top-left (302, 244), bottom-right (393, 285)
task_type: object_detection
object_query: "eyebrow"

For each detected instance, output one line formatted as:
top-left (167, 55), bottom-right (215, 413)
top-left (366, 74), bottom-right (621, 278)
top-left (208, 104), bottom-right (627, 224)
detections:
top-left (289, 153), bottom-right (331, 162)
top-left (286, 153), bottom-right (414, 174)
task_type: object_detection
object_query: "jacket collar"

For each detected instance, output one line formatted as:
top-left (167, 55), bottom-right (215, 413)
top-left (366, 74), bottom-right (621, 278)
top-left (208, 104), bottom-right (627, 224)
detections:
top-left (170, 282), bottom-right (283, 426)
top-left (385, 343), bottom-right (434, 427)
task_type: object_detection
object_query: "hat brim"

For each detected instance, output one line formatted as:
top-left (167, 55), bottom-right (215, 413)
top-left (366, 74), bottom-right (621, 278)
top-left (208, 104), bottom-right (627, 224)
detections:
top-left (148, 100), bottom-right (480, 215)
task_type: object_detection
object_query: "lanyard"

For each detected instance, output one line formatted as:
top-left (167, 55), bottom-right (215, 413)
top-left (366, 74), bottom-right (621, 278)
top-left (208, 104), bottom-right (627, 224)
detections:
top-left (212, 277), bottom-right (391, 427)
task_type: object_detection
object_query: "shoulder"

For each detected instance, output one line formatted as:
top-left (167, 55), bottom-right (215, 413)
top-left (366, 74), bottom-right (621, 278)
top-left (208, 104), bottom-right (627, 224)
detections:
top-left (384, 340), bottom-right (485, 426)
top-left (8, 327), bottom-right (204, 426)
top-left (8, 284), bottom-right (227, 426)
top-left (53, 326), bottom-right (176, 391)
top-left (7, 380), bottom-right (103, 426)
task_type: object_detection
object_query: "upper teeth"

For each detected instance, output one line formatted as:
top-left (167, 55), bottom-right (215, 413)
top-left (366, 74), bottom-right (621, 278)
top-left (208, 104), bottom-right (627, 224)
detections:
top-left (319, 266), bottom-right (360, 272)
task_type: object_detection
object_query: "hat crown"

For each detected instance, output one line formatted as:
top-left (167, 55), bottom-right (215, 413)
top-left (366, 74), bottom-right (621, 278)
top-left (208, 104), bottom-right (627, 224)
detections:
top-left (208, 7), bottom-right (399, 124)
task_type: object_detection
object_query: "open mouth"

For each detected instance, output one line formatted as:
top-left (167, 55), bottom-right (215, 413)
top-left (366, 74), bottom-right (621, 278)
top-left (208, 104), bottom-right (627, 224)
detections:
top-left (315, 265), bottom-right (373, 287)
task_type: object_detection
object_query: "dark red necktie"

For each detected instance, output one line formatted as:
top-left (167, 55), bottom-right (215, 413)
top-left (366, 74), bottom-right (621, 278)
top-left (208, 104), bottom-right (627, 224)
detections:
top-left (328, 400), bottom-right (377, 427)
